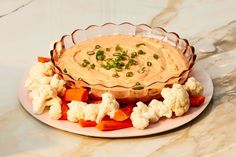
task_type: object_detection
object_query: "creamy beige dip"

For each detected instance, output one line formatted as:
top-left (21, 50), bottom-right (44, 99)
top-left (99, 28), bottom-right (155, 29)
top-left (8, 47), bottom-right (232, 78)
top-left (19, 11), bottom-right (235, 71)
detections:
top-left (57, 35), bottom-right (188, 87)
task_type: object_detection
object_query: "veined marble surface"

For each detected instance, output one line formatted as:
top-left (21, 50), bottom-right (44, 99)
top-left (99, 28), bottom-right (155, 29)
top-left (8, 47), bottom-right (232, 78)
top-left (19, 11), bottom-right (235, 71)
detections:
top-left (0, 0), bottom-right (236, 156)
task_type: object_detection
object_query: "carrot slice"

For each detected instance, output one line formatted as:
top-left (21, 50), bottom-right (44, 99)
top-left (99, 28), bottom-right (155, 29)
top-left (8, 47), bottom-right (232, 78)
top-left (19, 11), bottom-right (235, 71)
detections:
top-left (38, 56), bottom-right (51, 63)
top-left (79, 119), bottom-right (97, 127)
top-left (64, 88), bottom-right (89, 102)
top-left (59, 100), bottom-right (69, 120)
top-left (190, 96), bottom-right (205, 107)
top-left (113, 104), bottom-right (134, 121)
top-left (96, 119), bottom-right (133, 131)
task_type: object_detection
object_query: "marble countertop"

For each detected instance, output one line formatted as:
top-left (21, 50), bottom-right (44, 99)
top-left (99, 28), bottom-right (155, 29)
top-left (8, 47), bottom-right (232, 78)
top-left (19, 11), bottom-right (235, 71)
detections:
top-left (1, 0), bottom-right (236, 156)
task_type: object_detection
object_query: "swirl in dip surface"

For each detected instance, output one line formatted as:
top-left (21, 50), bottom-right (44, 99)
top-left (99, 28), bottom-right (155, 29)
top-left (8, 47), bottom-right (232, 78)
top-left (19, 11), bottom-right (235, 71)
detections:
top-left (57, 35), bottom-right (189, 88)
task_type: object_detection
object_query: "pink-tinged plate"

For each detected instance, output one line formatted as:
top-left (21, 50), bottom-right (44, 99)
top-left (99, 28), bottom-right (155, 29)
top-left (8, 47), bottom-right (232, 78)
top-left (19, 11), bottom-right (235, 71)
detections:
top-left (18, 65), bottom-right (213, 138)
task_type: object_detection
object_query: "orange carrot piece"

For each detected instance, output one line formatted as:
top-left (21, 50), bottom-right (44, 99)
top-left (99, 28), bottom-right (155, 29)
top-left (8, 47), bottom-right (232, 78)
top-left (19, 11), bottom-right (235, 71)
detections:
top-left (79, 119), bottom-right (97, 127)
top-left (113, 104), bottom-right (134, 121)
top-left (64, 88), bottom-right (89, 102)
top-left (96, 119), bottom-right (133, 131)
top-left (190, 96), bottom-right (205, 107)
top-left (38, 56), bottom-right (51, 63)
top-left (59, 100), bottom-right (69, 120)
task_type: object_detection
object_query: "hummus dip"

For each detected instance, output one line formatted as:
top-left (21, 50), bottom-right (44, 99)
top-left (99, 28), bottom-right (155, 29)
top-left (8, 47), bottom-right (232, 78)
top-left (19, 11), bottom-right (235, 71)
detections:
top-left (57, 35), bottom-right (189, 88)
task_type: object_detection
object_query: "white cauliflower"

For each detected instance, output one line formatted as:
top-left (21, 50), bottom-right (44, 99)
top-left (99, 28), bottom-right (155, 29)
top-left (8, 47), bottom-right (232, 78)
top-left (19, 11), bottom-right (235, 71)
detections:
top-left (46, 97), bottom-right (62, 120)
top-left (25, 62), bottom-right (68, 119)
top-left (131, 115), bottom-right (150, 130)
top-left (25, 62), bottom-right (54, 91)
top-left (30, 84), bottom-right (57, 114)
top-left (143, 108), bottom-right (159, 123)
top-left (184, 77), bottom-right (204, 97)
top-left (130, 84), bottom-right (191, 130)
top-left (96, 93), bottom-right (119, 123)
top-left (50, 74), bottom-right (66, 96)
top-left (149, 99), bottom-right (172, 118)
top-left (67, 101), bottom-right (86, 122)
top-left (25, 75), bottom-right (52, 91)
top-left (29, 62), bottom-right (54, 77)
top-left (130, 102), bottom-right (150, 129)
top-left (83, 104), bottom-right (99, 121)
top-left (161, 84), bottom-right (190, 117)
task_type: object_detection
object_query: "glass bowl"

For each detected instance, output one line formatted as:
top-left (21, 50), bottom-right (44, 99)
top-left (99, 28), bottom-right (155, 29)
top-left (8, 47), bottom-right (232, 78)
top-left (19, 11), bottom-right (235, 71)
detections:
top-left (50, 22), bottom-right (196, 103)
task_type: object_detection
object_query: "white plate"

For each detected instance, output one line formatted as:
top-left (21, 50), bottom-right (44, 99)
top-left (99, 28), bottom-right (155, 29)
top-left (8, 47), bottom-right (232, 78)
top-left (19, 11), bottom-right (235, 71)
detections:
top-left (18, 65), bottom-right (213, 138)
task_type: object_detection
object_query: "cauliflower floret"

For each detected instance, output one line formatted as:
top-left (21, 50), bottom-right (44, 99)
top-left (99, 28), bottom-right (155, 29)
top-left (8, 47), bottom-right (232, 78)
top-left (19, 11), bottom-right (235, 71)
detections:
top-left (131, 101), bottom-right (161, 129)
top-left (67, 101), bottom-right (86, 122)
top-left (96, 93), bottom-right (119, 123)
top-left (25, 75), bottom-right (52, 91)
top-left (30, 84), bottom-right (57, 114)
top-left (149, 99), bottom-right (172, 118)
top-left (143, 109), bottom-right (159, 123)
top-left (130, 102), bottom-right (150, 129)
top-left (25, 62), bottom-right (68, 118)
top-left (50, 74), bottom-right (66, 96)
top-left (29, 62), bottom-right (54, 77)
top-left (25, 62), bottom-right (54, 91)
top-left (46, 97), bottom-right (62, 120)
top-left (184, 77), bottom-right (204, 97)
top-left (83, 104), bottom-right (99, 121)
top-left (131, 115), bottom-right (149, 130)
top-left (134, 102), bottom-right (149, 113)
top-left (161, 84), bottom-right (190, 117)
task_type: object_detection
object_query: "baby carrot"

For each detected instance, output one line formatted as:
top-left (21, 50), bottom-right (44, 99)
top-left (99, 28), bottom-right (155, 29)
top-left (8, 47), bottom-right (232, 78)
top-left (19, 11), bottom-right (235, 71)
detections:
top-left (38, 56), bottom-right (51, 63)
top-left (190, 96), bottom-right (205, 107)
top-left (64, 88), bottom-right (89, 102)
top-left (96, 119), bottom-right (133, 131)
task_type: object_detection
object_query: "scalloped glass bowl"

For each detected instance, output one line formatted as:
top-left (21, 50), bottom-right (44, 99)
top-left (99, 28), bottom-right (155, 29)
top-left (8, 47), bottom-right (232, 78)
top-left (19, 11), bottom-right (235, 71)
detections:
top-left (51, 23), bottom-right (196, 103)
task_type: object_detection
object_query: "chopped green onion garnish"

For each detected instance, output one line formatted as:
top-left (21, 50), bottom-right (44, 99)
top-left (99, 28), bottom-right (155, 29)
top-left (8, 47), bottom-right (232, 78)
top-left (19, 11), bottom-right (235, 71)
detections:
top-left (131, 52), bottom-right (137, 58)
top-left (81, 62), bottom-right (87, 67)
top-left (116, 62), bottom-right (125, 69)
top-left (87, 51), bottom-right (95, 55)
top-left (137, 67), bottom-right (146, 73)
top-left (126, 71), bottom-right (134, 77)
top-left (105, 58), bottom-right (113, 62)
top-left (128, 59), bottom-right (138, 65)
top-left (115, 44), bottom-right (123, 51)
top-left (102, 57), bottom-right (126, 70)
top-left (90, 64), bottom-right (95, 69)
top-left (95, 45), bottom-right (101, 49)
top-left (136, 43), bottom-right (145, 47)
top-left (115, 68), bottom-right (122, 72)
top-left (125, 59), bottom-right (138, 69)
top-left (63, 68), bottom-right (67, 73)
top-left (113, 52), bottom-right (128, 61)
top-left (147, 61), bottom-right (152, 66)
top-left (153, 54), bottom-right (159, 59)
top-left (138, 50), bottom-right (146, 55)
top-left (101, 64), bottom-right (112, 70)
top-left (132, 82), bottom-right (144, 90)
top-left (113, 53), bottom-right (120, 56)
top-left (96, 51), bottom-right (105, 61)
top-left (81, 59), bottom-right (90, 67)
top-left (83, 59), bottom-right (90, 64)
top-left (112, 73), bottom-right (120, 78)
top-left (122, 50), bottom-right (128, 55)
top-left (125, 64), bottom-right (130, 69)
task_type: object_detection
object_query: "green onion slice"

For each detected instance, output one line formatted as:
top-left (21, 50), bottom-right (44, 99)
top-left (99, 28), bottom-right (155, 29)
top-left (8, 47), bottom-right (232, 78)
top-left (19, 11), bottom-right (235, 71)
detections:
top-left (136, 43), bottom-right (145, 47)
top-left (126, 71), bottom-right (134, 77)
top-left (87, 51), bottom-right (95, 55)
